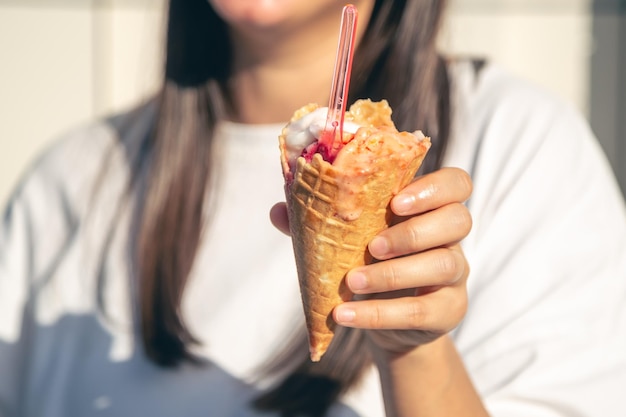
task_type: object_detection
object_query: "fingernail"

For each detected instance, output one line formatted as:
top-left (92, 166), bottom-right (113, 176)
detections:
top-left (369, 236), bottom-right (390, 258)
top-left (347, 271), bottom-right (368, 291)
top-left (335, 306), bottom-right (356, 323)
top-left (393, 194), bottom-right (415, 214)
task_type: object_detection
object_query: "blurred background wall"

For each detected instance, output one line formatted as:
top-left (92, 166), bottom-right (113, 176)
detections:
top-left (0, 0), bottom-right (624, 207)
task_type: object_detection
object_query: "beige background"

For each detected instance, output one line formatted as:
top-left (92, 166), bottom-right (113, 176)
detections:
top-left (0, 0), bottom-right (609, 206)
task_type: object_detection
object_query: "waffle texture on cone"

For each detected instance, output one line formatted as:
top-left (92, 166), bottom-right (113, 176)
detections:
top-left (279, 99), bottom-right (431, 361)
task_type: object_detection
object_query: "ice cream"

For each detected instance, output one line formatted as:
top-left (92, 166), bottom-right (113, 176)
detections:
top-left (279, 99), bottom-right (431, 362)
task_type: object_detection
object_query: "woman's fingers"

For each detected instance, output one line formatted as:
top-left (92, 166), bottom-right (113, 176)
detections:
top-left (269, 202), bottom-right (291, 235)
top-left (369, 167), bottom-right (473, 260)
top-left (333, 281), bottom-right (468, 333)
top-left (391, 167), bottom-right (473, 216)
top-left (369, 202), bottom-right (472, 260)
top-left (346, 245), bottom-right (468, 295)
top-left (328, 168), bottom-right (473, 351)
top-left (334, 244), bottom-right (470, 352)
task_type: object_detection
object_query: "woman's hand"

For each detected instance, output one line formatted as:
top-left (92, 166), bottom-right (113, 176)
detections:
top-left (334, 167), bottom-right (472, 356)
top-left (270, 167), bottom-right (473, 356)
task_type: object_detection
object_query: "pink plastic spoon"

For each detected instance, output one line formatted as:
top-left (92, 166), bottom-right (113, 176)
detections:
top-left (319, 4), bottom-right (359, 161)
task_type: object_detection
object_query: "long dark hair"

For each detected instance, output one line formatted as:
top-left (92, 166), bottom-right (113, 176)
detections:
top-left (135, 0), bottom-right (451, 414)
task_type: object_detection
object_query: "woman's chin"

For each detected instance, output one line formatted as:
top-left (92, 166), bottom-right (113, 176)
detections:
top-left (207, 0), bottom-right (346, 32)
top-left (208, 0), bottom-right (294, 27)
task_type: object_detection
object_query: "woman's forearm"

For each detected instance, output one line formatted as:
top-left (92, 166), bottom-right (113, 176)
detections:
top-left (375, 335), bottom-right (490, 417)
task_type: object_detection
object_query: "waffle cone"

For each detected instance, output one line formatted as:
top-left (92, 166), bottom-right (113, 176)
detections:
top-left (279, 100), bottom-right (430, 361)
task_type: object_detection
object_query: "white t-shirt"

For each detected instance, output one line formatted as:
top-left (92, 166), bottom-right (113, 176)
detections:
top-left (1, 61), bottom-right (625, 417)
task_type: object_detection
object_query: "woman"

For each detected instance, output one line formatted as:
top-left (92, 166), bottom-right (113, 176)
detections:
top-left (1, 0), bottom-right (625, 416)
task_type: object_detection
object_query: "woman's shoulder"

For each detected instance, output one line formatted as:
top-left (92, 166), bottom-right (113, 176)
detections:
top-left (33, 99), bottom-right (155, 186)
top-left (445, 58), bottom-right (596, 172)
top-left (449, 58), bottom-right (584, 128)
top-left (7, 99), bottom-right (157, 216)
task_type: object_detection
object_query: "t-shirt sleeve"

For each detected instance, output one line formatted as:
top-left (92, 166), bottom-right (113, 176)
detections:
top-left (454, 72), bottom-right (626, 417)
top-left (0, 186), bottom-right (32, 416)
top-left (0, 167), bottom-right (76, 416)
top-left (0, 132), bottom-right (98, 416)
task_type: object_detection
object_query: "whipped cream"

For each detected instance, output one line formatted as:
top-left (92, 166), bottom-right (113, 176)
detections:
top-left (283, 106), bottom-right (362, 167)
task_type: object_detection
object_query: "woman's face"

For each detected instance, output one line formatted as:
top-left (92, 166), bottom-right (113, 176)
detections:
top-left (208, 0), bottom-right (372, 34)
